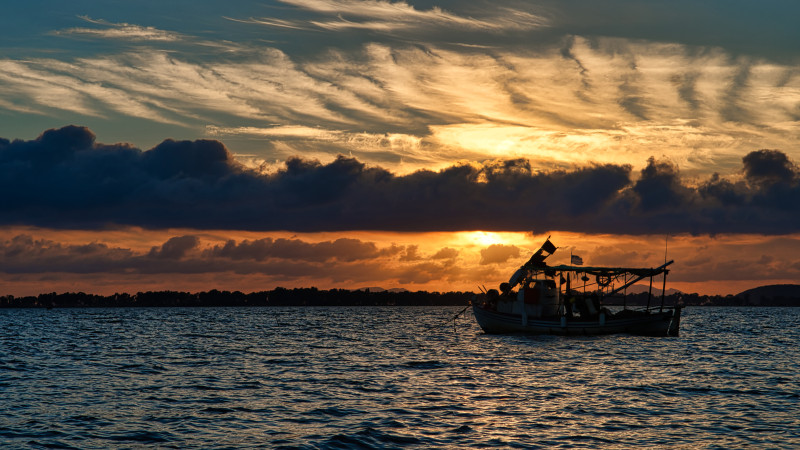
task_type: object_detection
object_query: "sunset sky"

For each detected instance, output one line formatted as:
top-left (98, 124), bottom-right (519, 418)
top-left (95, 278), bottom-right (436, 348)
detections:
top-left (2, 0), bottom-right (800, 296)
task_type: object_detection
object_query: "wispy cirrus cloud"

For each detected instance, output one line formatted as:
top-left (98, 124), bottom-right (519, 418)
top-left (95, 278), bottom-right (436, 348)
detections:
top-left (0, 58), bottom-right (188, 124)
top-left (205, 125), bottom-right (427, 167)
top-left (54, 16), bottom-right (185, 41)
top-left (0, 50), bottom-right (357, 128)
top-left (231, 0), bottom-right (548, 33)
top-left (224, 16), bottom-right (313, 31)
top-left (2, 35), bottom-right (799, 173)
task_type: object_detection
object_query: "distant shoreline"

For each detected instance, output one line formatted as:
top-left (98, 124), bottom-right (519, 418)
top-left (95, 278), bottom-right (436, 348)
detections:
top-left (0, 288), bottom-right (471, 308)
top-left (2, 287), bottom-right (800, 308)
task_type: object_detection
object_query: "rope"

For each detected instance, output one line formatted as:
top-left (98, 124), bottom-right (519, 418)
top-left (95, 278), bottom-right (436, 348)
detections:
top-left (426, 303), bottom-right (471, 331)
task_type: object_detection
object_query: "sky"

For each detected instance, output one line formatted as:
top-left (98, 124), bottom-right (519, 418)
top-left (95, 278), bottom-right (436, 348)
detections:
top-left (2, 0), bottom-right (800, 296)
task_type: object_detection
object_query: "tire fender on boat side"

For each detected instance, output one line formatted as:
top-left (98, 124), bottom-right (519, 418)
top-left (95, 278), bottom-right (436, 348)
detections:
top-left (596, 274), bottom-right (612, 287)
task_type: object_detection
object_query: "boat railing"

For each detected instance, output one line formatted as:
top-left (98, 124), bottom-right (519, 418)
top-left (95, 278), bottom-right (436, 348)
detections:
top-left (516, 258), bottom-right (679, 318)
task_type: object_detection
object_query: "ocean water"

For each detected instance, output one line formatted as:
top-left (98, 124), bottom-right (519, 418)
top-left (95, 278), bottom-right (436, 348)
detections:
top-left (1, 306), bottom-right (799, 449)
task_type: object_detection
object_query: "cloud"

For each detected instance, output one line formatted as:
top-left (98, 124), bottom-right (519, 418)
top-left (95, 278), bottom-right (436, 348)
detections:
top-left (2, 37), bottom-right (800, 174)
top-left (56, 16), bottom-right (184, 42)
top-left (479, 244), bottom-right (521, 265)
top-left (743, 149), bottom-right (796, 187)
top-left (399, 245), bottom-right (421, 262)
top-left (205, 125), bottom-right (426, 165)
top-left (632, 157), bottom-right (693, 211)
top-left (233, 0), bottom-right (548, 34)
top-left (5, 125), bottom-right (800, 235)
top-left (224, 16), bottom-right (313, 32)
top-left (0, 232), bottom-right (472, 291)
top-left (149, 235), bottom-right (200, 259)
top-left (432, 247), bottom-right (459, 259)
top-left (0, 234), bottom-right (134, 274)
top-left (206, 237), bottom-right (400, 262)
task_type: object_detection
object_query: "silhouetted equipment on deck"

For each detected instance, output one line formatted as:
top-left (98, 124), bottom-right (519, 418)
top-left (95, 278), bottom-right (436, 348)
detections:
top-left (473, 239), bottom-right (681, 336)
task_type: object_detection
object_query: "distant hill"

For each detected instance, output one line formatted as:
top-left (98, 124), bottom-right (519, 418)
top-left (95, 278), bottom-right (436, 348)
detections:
top-left (736, 284), bottom-right (800, 300)
top-left (621, 284), bottom-right (682, 296)
top-left (356, 286), bottom-right (387, 292)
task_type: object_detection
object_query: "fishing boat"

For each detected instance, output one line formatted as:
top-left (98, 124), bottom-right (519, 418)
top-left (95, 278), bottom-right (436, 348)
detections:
top-left (473, 239), bottom-right (681, 336)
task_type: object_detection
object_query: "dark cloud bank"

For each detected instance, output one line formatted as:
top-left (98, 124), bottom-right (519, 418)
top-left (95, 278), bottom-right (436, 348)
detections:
top-left (2, 125), bottom-right (799, 235)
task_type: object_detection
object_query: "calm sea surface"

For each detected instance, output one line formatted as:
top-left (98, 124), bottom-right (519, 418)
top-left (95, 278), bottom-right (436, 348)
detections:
top-left (1, 306), bottom-right (799, 449)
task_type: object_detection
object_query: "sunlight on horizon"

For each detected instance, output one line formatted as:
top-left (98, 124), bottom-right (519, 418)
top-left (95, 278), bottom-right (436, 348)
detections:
top-left (454, 231), bottom-right (527, 248)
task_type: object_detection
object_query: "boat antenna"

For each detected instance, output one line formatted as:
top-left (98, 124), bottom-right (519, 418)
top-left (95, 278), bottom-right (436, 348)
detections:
top-left (664, 234), bottom-right (669, 265)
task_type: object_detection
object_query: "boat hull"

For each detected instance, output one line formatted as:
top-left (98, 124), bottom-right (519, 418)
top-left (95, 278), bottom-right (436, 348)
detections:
top-left (473, 304), bottom-right (681, 336)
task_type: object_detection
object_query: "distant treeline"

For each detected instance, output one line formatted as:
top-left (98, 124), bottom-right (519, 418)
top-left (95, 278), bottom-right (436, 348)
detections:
top-left (1, 288), bottom-right (799, 309)
top-left (0, 287), bottom-right (472, 308)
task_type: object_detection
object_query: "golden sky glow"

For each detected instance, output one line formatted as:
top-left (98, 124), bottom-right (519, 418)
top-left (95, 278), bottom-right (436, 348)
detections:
top-left (2, 226), bottom-right (797, 297)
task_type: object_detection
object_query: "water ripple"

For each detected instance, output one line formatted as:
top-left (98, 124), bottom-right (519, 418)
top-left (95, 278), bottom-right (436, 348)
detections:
top-left (1, 306), bottom-right (799, 448)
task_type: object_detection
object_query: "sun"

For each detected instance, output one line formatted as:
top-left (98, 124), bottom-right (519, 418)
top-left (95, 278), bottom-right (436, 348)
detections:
top-left (457, 231), bottom-right (515, 247)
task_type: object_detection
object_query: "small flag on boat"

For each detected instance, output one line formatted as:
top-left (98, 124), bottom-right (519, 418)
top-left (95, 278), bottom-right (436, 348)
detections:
top-left (571, 254), bottom-right (583, 266)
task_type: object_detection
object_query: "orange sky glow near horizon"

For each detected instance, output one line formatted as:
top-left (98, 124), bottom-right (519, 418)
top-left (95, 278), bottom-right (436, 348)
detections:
top-left (2, 226), bottom-right (797, 297)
